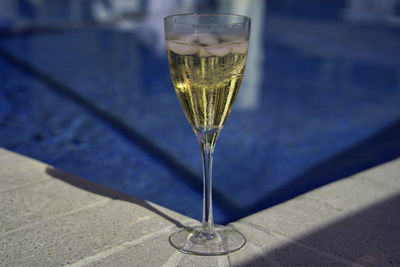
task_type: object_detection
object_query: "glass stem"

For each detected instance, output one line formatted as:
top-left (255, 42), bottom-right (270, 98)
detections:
top-left (201, 142), bottom-right (215, 234)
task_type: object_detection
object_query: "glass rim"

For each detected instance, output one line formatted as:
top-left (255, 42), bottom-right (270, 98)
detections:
top-left (164, 13), bottom-right (251, 26)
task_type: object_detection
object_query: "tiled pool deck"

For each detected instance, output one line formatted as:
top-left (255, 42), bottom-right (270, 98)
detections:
top-left (2, 147), bottom-right (399, 266)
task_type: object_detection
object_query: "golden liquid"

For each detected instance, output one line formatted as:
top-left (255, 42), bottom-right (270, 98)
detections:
top-left (167, 40), bottom-right (248, 141)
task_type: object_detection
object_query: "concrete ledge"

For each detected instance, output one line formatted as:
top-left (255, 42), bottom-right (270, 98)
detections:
top-left (1, 147), bottom-right (399, 266)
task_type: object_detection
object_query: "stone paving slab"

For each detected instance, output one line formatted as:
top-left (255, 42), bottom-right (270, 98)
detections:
top-left (1, 147), bottom-right (400, 266)
top-left (0, 148), bottom-right (51, 191)
top-left (1, 200), bottom-right (178, 266)
top-left (0, 178), bottom-right (107, 235)
top-left (238, 159), bottom-right (400, 266)
top-left (300, 158), bottom-right (400, 213)
top-left (240, 158), bottom-right (400, 236)
top-left (229, 222), bottom-right (352, 267)
top-left (82, 233), bottom-right (177, 267)
top-left (356, 158), bottom-right (400, 188)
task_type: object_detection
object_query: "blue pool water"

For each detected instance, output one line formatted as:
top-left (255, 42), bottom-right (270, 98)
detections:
top-left (1, 0), bottom-right (400, 224)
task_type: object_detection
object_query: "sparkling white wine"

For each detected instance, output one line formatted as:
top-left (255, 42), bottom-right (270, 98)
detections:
top-left (167, 34), bottom-right (248, 142)
top-left (165, 14), bottom-right (250, 256)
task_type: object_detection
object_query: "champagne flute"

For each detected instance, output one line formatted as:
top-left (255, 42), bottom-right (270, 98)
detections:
top-left (164, 13), bottom-right (250, 255)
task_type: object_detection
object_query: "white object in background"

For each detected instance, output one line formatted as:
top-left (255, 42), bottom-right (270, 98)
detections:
top-left (343, 0), bottom-right (400, 24)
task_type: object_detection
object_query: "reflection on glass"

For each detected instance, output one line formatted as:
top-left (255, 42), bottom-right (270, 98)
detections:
top-left (220, 0), bottom-right (265, 110)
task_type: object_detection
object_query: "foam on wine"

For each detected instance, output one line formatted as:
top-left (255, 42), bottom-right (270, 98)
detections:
top-left (167, 34), bottom-right (248, 57)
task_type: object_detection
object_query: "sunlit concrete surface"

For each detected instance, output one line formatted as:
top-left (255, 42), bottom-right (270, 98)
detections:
top-left (1, 147), bottom-right (399, 266)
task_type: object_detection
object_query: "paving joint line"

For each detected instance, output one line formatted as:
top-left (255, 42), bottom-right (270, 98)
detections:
top-left (160, 250), bottom-right (186, 267)
top-left (0, 199), bottom-right (111, 237)
top-left (235, 221), bottom-right (365, 266)
top-left (0, 177), bottom-right (50, 194)
top-left (67, 225), bottom-right (175, 267)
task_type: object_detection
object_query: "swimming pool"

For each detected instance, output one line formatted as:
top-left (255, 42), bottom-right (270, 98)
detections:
top-left (1, 0), bottom-right (400, 224)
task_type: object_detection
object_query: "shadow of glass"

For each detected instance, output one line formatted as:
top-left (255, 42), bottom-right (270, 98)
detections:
top-left (45, 166), bottom-right (185, 229)
top-left (235, 193), bottom-right (400, 266)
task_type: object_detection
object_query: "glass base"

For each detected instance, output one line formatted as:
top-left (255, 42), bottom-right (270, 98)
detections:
top-left (169, 225), bottom-right (246, 256)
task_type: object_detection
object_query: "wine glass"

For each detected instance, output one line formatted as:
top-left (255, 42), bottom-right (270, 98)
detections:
top-left (164, 13), bottom-right (250, 255)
